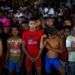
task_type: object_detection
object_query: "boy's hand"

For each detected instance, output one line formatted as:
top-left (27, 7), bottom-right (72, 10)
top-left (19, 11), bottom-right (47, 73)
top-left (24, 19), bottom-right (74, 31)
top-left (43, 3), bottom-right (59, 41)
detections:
top-left (34, 54), bottom-right (40, 61)
top-left (35, 57), bottom-right (39, 61)
top-left (27, 55), bottom-right (35, 62)
top-left (31, 58), bottom-right (35, 62)
top-left (42, 34), bottom-right (47, 39)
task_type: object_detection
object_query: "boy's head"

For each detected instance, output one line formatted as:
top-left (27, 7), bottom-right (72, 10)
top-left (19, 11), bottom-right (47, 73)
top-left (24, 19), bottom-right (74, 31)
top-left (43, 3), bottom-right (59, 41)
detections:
top-left (11, 26), bottom-right (19, 36)
top-left (29, 20), bottom-right (35, 27)
top-left (46, 17), bottom-right (55, 27)
top-left (29, 18), bottom-right (37, 30)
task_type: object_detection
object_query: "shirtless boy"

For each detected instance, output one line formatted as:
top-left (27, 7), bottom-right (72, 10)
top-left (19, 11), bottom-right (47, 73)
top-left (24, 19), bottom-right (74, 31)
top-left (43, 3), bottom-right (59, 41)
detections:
top-left (41, 31), bottom-right (65, 75)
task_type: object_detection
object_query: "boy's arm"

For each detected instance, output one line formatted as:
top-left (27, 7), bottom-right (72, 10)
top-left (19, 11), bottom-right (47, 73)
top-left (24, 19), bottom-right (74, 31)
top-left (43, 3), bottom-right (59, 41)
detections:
top-left (40, 35), bottom-right (47, 54)
top-left (6, 39), bottom-right (10, 60)
top-left (40, 35), bottom-right (47, 49)
top-left (21, 41), bottom-right (33, 61)
top-left (35, 35), bottom-right (47, 60)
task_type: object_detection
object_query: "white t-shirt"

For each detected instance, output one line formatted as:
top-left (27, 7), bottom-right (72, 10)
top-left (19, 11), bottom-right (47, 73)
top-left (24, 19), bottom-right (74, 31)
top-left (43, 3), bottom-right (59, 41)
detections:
top-left (66, 35), bottom-right (75, 61)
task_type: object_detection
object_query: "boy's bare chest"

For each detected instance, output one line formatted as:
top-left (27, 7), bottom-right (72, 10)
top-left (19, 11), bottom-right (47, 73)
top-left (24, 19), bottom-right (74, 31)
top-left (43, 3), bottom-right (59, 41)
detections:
top-left (47, 38), bottom-right (60, 49)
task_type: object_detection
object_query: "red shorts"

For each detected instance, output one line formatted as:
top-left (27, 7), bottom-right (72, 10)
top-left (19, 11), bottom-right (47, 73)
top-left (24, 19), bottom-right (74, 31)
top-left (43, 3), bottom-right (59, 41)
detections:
top-left (25, 56), bottom-right (42, 70)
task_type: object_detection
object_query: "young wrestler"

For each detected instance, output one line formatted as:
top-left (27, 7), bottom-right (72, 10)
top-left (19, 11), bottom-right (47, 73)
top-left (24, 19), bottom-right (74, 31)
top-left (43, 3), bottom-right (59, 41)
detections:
top-left (6, 26), bottom-right (23, 75)
top-left (41, 31), bottom-right (65, 75)
top-left (22, 19), bottom-right (43, 75)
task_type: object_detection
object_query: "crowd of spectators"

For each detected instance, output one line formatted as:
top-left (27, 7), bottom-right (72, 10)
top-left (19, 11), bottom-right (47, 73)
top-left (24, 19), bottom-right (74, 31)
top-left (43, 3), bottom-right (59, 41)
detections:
top-left (0, 1), bottom-right (75, 75)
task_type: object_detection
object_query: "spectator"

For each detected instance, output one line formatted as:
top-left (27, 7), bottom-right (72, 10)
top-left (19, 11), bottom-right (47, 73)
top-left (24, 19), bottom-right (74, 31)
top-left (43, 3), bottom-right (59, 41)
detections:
top-left (66, 26), bottom-right (75, 75)
top-left (41, 30), bottom-right (65, 75)
top-left (5, 26), bottom-right (24, 75)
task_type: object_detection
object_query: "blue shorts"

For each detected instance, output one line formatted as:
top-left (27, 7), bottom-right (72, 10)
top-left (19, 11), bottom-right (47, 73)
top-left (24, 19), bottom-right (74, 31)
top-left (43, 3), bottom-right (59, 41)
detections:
top-left (5, 59), bottom-right (21, 73)
top-left (45, 55), bottom-right (63, 74)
